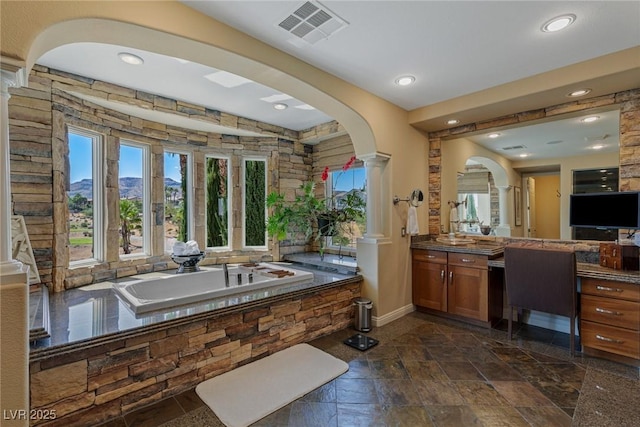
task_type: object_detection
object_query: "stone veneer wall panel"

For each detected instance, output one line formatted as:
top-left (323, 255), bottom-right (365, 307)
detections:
top-left (9, 65), bottom-right (314, 291)
top-left (427, 88), bottom-right (640, 234)
top-left (28, 280), bottom-right (361, 427)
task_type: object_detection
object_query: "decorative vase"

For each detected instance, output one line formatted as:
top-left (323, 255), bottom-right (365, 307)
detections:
top-left (171, 251), bottom-right (205, 273)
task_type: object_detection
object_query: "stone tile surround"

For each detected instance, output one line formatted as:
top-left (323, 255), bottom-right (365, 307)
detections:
top-left (8, 65), bottom-right (352, 292)
top-left (28, 268), bottom-right (362, 426)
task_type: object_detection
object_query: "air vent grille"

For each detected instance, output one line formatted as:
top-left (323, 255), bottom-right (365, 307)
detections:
top-left (277, 1), bottom-right (348, 45)
top-left (279, 15), bottom-right (302, 31)
top-left (294, 2), bottom-right (318, 19)
top-left (501, 145), bottom-right (527, 151)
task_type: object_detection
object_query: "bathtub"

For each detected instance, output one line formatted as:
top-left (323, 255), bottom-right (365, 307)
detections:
top-left (113, 263), bottom-right (314, 314)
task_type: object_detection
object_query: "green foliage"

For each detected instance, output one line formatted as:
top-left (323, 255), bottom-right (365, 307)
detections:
top-left (119, 199), bottom-right (141, 254)
top-left (179, 154), bottom-right (188, 242)
top-left (266, 180), bottom-right (365, 252)
top-left (245, 160), bottom-right (266, 246)
top-left (206, 158), bottom-right (228, 247)
top-left (69, 237), bottom-right (93, 246)
top-left (267, 181), bottom-right (322, 242)
top-left (68, 193), bottom-right (89, 213)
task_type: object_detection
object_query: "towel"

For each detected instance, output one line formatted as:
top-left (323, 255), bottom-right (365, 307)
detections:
top-left (407, 206), bottom-right (419, 235)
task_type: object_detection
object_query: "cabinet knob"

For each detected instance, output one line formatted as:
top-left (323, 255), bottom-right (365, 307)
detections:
top-left (448, 271), bottom-right (453, 284)
top-left (440, 270), bottom-right (445, 283)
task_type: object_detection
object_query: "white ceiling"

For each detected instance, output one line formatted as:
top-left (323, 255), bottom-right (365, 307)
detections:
top-left (36, 1), bottom-right (639, 160)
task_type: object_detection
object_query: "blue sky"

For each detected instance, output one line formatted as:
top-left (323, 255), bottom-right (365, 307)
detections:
top-left (332, 168), bottom-right (366, 192)
top-left (69, 132), bottom-right (364, 188)
top-left (68, 133), bottom-right (182, 183)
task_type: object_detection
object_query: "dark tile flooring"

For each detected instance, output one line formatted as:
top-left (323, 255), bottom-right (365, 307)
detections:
top-left (99, 312), bottom-right (640, 427)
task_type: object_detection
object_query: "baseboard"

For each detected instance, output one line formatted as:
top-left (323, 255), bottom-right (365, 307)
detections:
top-left (373, 304), bottom-right (415, 327)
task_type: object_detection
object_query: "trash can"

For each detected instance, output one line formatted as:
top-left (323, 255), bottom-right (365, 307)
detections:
top-left (353, 297), bottom-right (373, 332)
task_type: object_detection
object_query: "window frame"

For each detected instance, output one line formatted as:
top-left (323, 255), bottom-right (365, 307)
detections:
top-left (242, 156), bottom-right (268, 250)
top-left (118, 139), bottom-right (151, 259)
top-left (205, 154), bottom-right (232, 251)
top-left (163, 149), bottom-right (194, 252)
top-left (324, 166), bottom-right (366, 252)
top-left (67, 126), bottom-right (105, 267)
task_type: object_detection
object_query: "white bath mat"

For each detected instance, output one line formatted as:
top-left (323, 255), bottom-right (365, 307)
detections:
top-left (195, 343), bottom-right (348, 427)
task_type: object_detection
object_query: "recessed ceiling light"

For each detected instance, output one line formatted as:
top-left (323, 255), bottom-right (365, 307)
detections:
top-left (567, 88), bottom-right (591, 97)
top-left (541, 14), bottom-right (576, 32)
top-left (395, 75), bottom-right (415, 86)
top-left (273, 103), bottom-right (288, 110)
top-left (488, 133), bottom-right (501, 139)
top-left (591, 144), bottom-right (605, 150)
top-left (581, 116), bottom-right (600, 123)
top-left (118, 52), bottom-right (144, 65)
top-left (519, 153), bottom-right (529, 158)
top-left (446, 119), bottom-right (459, 125)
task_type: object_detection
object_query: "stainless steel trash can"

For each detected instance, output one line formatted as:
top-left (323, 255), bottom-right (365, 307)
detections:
top-left (353, 297), bottom-right (372, 332)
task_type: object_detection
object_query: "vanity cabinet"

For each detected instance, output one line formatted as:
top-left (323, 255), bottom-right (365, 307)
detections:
top-left (412, 250), bottom-right (447, 311)
top-left (447, 253), bottom-right (489, 321)
top-left (412, 249), bottom-right (500, 325)
top-left (580, 277), bottom-right (640, 361)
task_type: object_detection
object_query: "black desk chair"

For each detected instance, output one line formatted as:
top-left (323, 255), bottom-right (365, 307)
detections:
top-left (504, 245), bottom-right (578, 356)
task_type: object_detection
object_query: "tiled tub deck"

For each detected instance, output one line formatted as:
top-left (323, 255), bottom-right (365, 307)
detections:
top-left (29, 264), bottom-right (362, 427)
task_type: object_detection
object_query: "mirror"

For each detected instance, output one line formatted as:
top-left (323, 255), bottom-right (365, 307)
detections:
top-left (410, 189), bottom-right (424, 207)
top-left (441, 107), bottom-right (621, 239)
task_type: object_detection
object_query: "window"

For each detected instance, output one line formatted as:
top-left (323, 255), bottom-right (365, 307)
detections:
top-left (327, 167), bottom-right (366, 250)
top-left (67, 127), bottom-right (104, 264)
top-left (164, 150), bottom-right (192, 252)
top-left (119, 141), bottom-right (150, 257)
top-left (206, 156), bottom-right (231, 249)
top-left (243, 158), bottom-right (267, 248)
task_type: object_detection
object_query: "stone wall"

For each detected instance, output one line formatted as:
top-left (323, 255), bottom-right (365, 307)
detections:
top-left (427, 89), bottom-right (640, 234)
top-left (8, 66), bottom-right (319, 291)
top-left (28, 280), bottom-right (361, 426)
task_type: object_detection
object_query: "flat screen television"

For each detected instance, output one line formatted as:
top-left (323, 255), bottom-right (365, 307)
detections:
top-left (569, 191), bottom-right (640, 229)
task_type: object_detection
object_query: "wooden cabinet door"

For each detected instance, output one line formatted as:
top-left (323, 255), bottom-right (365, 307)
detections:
top-left (413, 259), bottom-right (447, 311)
top-left (447, 265), bottom-right (488, 321)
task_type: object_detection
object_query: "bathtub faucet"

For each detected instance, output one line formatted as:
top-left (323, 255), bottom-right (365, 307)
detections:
top-left (222, 263), bottom-right (229, 287)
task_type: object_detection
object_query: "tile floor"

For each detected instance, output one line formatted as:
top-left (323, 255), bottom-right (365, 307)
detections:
top-left (100, 312), bottom-right (640, 427)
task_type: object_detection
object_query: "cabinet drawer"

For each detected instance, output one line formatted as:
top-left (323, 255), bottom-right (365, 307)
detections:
top-left (582, 278), bottom-right (640, 302)
top-left (581, 320), bottom-right (640, 359)
top-left (412, 249), bottom-right (447, 264)
top-left (581, 294), bottom-right (640, 330)
top-left (448, 252), bottom-right (487, 269)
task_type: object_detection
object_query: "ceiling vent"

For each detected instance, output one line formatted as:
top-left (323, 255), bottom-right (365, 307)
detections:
top-left (277, 1), bottom-right (348, 45)
top-left (501, 145), bottom-right (527, 151)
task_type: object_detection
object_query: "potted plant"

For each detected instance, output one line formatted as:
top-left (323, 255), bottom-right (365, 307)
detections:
top-left (267, 156), bottom-right (365, 259)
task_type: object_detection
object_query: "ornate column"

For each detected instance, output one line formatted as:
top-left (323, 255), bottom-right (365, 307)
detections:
top-left (360, 153), bottom-right (390, 239)
top-left (1, 59), bottom-right (29, 427)
top-left (1, 63), bottom-right (27, 276)
top-left (495, 185), bottom-right (512, 237)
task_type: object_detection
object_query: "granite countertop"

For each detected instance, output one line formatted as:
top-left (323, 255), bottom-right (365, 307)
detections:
top-left (411, 239), bottom-right (504, 257)
top-left (30, 262), bottom-right (361, 356)
top-left (488, 257), bottom-right (640, 285)
top-left (411, 237), bottom-right (640, 284)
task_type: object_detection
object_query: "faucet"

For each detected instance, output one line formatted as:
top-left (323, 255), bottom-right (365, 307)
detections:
top-left (222, 263), bottom-right (229, 287)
